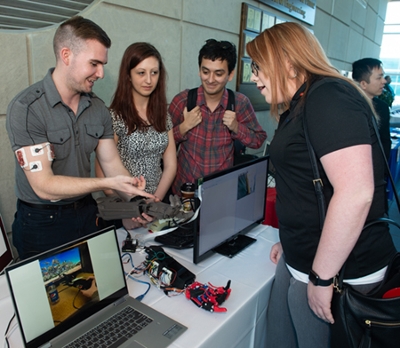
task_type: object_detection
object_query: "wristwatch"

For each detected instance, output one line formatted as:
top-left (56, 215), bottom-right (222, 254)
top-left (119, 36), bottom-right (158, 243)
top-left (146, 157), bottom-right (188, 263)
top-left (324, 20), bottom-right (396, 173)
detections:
top-left (308, 270), bottom-right (334, 286)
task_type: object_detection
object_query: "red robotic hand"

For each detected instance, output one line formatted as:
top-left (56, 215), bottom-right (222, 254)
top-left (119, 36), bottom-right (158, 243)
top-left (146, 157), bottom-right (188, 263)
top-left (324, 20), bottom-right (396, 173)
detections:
top-left (185, 280), bottom-right (231, 312)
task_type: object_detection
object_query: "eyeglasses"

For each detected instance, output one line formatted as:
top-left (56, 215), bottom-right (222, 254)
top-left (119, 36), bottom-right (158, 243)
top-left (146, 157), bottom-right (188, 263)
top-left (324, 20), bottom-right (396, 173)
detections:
top-left (251, 61), bottom-right (260, 77)
top-left (206, 39), bottom-right (233, 50)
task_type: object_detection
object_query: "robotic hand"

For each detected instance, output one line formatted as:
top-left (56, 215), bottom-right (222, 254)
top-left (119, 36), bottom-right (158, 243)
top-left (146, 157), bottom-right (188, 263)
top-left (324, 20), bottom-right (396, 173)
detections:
top-left (96, 195), bottom-right (194, 221)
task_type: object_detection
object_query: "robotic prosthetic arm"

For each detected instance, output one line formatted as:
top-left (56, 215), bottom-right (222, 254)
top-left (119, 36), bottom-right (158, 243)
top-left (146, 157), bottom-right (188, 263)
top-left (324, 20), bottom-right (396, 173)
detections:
top-left (96, 195), bottom-right (193, 221)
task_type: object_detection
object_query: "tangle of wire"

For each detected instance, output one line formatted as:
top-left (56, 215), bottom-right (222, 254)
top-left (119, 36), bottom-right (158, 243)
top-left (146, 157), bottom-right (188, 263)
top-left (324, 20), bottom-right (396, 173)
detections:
top-left (143, 248), bottom-right (185, 296)
top-left (121, 252), bottom-right (151, 301)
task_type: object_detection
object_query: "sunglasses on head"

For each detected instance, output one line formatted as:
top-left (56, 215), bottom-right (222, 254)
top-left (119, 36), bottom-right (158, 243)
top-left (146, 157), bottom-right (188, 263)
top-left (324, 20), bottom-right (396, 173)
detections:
top-left (206, 39), bottom-right (233, 50)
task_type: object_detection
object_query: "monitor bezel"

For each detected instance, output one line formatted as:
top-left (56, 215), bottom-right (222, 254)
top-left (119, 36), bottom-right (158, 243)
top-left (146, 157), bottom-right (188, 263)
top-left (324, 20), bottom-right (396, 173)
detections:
top-left (193, 155), bottom-right (269, 264)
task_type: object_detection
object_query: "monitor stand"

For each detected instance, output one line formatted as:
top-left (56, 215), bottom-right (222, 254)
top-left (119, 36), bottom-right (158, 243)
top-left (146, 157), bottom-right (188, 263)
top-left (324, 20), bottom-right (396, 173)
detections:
top-left (213, 234), bottom-right (256, 258)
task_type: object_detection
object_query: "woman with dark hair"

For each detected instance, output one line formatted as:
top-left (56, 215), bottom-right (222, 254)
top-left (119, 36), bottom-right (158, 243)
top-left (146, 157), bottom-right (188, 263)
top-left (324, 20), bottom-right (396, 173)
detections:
top-left (96, 42), bottom-right (176, 229)
top-left (246, 22), bottom-right (396, 347)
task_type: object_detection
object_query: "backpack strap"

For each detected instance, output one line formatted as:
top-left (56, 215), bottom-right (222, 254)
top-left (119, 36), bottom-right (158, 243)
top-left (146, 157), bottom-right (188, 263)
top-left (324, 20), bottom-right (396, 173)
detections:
top-left (187, 88), bottom-right (198, 112)
top-left (186, 87), bottom-right (248, 161)
top-left (226, 89), bottom-right (235, 111)
top-left (187, 88), bottom-right (235, 111)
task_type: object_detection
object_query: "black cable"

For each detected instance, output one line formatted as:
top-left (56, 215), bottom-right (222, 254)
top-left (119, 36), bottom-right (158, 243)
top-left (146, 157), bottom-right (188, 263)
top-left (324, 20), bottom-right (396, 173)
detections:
top-left (4, 313), bottom-right (16, 348)
top-left (122, 226), bottom-right (132, 239)
top-left (72, 288), bottom-right (83, 310)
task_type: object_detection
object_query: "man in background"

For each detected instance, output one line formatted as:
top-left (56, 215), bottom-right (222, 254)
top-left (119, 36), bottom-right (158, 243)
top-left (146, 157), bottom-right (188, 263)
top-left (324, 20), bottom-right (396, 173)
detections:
top-left (168, 39), bottom-right (267, 195)
top-left (379, 75), bottom-right (395, 107)
top-left (352, 58), bottom-right (392, 161)
top-left (6, 16), bottom-right (152, 259)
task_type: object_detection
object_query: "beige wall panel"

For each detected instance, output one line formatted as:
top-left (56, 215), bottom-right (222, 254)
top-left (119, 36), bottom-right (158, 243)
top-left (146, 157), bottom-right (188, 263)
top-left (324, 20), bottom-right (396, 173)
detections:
top-left (0, 33), bottom-right (29, 114)
top-left (317, 0), bottom-right (333, 13)
top-left (327, 18), bottom-right (349, 60)
top-left (351, 0), bottom-right (367, 28)
top-left (369, 0), bottom-right (381, 13)
top-left (346, 29), bottom-right (364, 64)
top-left (364, 6), bottom-right (378, 41)
top-left (375, 17), bottom-right (385, 46)
top-left (313, 9), bottom-right (331, 52)
top-left (0, 117), bottom-right (17, 232)
top-left (182, 0), bottom-right (242, 34)
top-left (29, 29), bottom-right (57, 83)
top-left (361, 37), bottom-right (380, 58)
top-left (333, 0), bottom-right (352, 25)
top-left (103, 0), bottom-right (182, 19)
top-left (330, 58), bottom-right (349, 72)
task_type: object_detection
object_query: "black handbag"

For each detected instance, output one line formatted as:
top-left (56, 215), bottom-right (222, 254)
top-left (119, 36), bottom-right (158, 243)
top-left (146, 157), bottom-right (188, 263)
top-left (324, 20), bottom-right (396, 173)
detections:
top-left (303, 104), bottom-right (400, 348)
top-left (331, 221), bottom-right (400, 348)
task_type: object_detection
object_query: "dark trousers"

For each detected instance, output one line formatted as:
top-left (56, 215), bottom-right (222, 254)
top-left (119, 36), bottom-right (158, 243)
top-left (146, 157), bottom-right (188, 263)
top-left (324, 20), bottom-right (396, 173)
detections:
top-left (12, 197), bottom-right (99, 260)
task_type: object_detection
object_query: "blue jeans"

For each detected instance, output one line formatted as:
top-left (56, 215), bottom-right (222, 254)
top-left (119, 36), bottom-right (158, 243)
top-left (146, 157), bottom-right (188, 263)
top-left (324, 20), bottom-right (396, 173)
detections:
top-left (12, 197), bottom-right (99, 260)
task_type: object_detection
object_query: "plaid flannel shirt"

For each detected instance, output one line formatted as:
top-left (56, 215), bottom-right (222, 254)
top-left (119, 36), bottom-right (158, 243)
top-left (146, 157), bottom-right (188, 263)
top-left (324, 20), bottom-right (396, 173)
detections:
top-left (168, 86), bottom-right (267, 194)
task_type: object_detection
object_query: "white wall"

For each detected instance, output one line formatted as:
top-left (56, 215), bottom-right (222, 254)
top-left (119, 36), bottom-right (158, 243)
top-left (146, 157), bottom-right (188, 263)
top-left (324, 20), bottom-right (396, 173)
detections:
top-left (0, 0), bottom-right (389, 233)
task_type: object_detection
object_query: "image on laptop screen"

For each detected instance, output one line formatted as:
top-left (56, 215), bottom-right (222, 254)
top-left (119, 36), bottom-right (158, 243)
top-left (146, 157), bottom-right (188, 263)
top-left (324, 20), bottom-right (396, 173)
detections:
top-left (193, 156), bottom-right (269, 264)
top-left (38, 244), bottom-right (96, 325)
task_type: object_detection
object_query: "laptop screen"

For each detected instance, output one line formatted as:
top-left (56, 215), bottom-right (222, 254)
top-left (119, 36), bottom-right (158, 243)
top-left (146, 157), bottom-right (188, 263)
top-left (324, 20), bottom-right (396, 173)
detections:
top-left (193, 156), bottom-right (269, 263)
top-left (5, 226), bottom-right (127, 348)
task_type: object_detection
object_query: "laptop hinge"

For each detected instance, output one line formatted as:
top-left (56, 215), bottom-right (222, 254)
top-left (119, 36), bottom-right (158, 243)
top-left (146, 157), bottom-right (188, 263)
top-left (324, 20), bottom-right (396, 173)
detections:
top-left (38, 343), bottom-right (52, 348)
top-left (113, 295), bottom-right (128, 307)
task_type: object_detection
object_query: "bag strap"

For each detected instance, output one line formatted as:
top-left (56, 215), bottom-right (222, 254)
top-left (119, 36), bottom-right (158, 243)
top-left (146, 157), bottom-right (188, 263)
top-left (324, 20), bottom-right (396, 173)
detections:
top-left (187, 88), bottom-right (198, 112)
top-left (187, 88), bottom-right (236, 111)
top-left (226, 89), bottom-right (235, 111)
top-left (303, 117), bottom-right (326, 230)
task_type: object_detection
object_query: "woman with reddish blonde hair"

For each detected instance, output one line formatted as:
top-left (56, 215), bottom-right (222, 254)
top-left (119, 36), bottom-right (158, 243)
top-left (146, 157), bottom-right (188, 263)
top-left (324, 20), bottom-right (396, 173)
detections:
top-left (247, 22), bottom-right (395, 347)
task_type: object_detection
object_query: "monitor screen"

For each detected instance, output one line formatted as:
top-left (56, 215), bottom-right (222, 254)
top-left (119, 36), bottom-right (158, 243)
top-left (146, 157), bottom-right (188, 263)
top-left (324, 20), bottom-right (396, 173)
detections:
top-left (193, 156), bottom-right (269, 264)
top-left (0, 213), bottom-right (13, 273)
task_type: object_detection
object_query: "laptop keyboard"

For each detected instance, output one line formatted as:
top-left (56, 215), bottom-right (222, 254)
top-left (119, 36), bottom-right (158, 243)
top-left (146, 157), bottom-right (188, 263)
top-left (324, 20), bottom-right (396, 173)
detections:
top-left (64, 306), bottom-right (153, 348)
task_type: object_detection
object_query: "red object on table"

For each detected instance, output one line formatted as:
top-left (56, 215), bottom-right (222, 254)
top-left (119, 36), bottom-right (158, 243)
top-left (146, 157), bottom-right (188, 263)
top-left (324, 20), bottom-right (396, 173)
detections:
top-left (262, 187), bottom-right (278, 228)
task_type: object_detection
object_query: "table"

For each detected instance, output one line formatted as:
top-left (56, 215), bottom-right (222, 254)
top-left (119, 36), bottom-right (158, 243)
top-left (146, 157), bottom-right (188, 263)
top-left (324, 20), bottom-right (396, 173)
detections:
top-left (0, 224), bottom-right (279, 348)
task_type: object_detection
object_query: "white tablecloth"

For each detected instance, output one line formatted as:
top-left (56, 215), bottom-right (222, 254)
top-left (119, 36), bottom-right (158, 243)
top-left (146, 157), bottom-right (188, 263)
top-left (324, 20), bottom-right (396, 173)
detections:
top-left (0, 224), bottom-right (279, 348)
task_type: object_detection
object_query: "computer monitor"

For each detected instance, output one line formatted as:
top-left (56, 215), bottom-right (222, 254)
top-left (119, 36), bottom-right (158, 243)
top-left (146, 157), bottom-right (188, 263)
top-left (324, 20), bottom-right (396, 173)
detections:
top-left (0, 213), bottom-right (13, 272)
top-left (193, 156), bottom-right (269, 264)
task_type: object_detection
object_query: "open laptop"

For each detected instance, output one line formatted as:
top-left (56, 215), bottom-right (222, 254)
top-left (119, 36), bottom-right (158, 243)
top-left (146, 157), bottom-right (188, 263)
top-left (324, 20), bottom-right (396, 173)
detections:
top-left (5, 226), bottom-right (187, 348)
